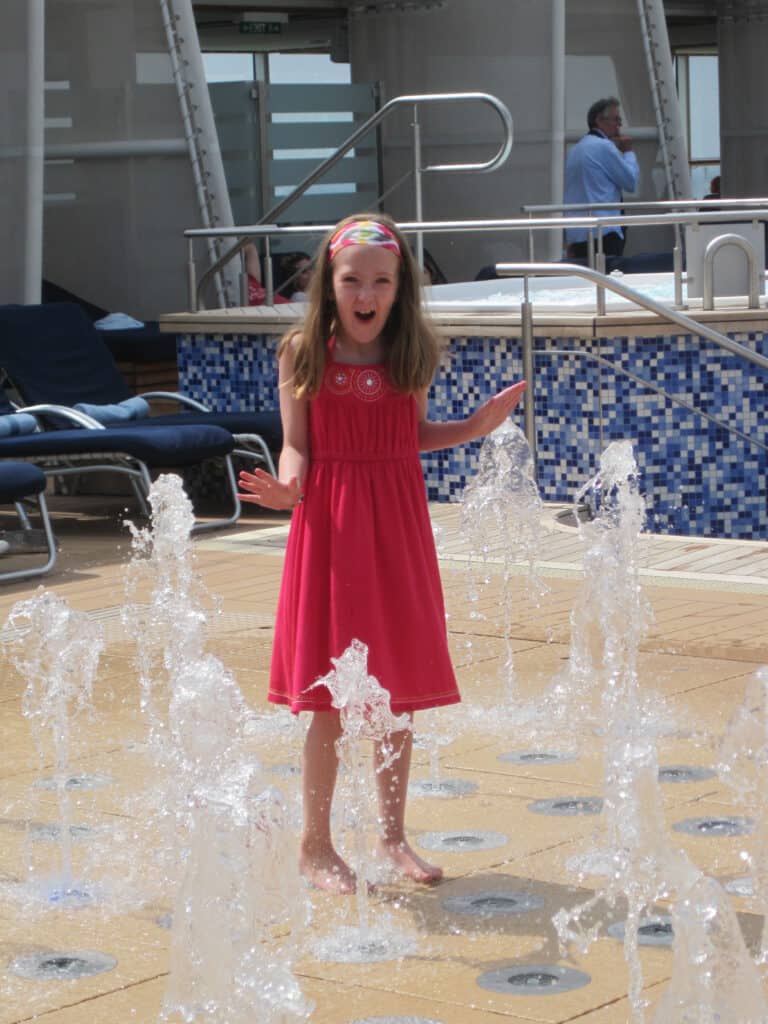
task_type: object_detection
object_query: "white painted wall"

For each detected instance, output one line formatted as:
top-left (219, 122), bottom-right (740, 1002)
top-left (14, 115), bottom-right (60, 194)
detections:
top-left (40, 0), bottom-right (232, 319)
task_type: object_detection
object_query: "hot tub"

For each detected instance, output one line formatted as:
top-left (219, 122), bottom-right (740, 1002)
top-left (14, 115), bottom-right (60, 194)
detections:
top-left (425, 272), bottom-right (679, 313)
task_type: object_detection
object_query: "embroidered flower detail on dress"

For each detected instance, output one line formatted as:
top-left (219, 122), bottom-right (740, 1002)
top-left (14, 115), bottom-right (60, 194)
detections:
top-left (324, 363), bottom-right (387, 401)
top-left (354, 367), bottom-right (384, 402)
top-left (326, 367), bottom-right (352, 395)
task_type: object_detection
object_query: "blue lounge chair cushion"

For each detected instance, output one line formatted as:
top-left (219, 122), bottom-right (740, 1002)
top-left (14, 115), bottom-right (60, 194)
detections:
top-left (0, 303), bottom-right (135, 407)
top-left (0, 423), bottom-right (234, 467)
top-left (0, 304), bottom-right (280, 447)
top-left (0, 413), bottom-right (39, 437)
top-left (73, 396), bottom-right (150, 424)
top-left (0, 462), bottom-right (47, 503)
top-left (130, 411), bottom-right (283, 451)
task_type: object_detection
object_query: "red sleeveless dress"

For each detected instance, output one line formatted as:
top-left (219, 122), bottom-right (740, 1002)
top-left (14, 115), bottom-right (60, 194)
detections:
top-left (268, 356), bottom-right (460, 714)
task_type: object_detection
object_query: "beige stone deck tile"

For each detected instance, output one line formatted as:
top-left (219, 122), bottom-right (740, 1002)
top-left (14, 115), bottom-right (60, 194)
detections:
top-left (0, 905), bottom-right (168, 1024)
top-left (569, 983), bottom-right (665, 1023)
top-left (16, 976), bottom-right (171, 1024)
top-left (403, 787), bottom-right (606, 878)
top-left (659, 799), bottom-right (756, 879)
top-left (297, 928), bottom-right (672, 1024)
top-left (302, 978), bottom-right (538, 1023)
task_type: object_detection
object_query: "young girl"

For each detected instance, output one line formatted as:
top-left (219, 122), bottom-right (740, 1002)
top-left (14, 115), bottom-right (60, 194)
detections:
top-left (238, 214), bottom-right (526, 893)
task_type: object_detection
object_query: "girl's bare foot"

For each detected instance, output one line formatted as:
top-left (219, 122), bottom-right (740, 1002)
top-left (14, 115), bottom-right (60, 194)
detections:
top-left (378, 838), bottom-right (443, 884)
top-left (300, 847), bottom-right (357, 894)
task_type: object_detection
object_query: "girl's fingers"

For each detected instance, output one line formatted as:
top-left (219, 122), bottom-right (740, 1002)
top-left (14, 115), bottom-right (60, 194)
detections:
top-left (494, 382), bottom-right (527, 411)
top-left (497, 381), bottom-right (527, 403)
top-left (237, 473), bottom-right (300, 511)
top-left (238, 467), bottom-right (273, 487)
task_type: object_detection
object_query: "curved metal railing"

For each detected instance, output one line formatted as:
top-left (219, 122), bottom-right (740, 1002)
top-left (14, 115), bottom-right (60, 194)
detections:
top-left (193, 91), bottom-right (514, 310)
top-left (495, 261), bottom-right (768, 463)
top-left (703, 234), bottom-right (762, 310)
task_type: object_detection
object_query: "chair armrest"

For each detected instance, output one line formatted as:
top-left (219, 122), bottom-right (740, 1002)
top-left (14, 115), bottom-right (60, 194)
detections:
top-left (139, 391), bottom-right (212, 413)
top-left (17, 404), bottom-right (107, 430)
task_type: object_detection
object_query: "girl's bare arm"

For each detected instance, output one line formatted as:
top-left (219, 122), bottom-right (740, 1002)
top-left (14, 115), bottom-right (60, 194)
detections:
top-left (238, 345), bottom-right (310, 509)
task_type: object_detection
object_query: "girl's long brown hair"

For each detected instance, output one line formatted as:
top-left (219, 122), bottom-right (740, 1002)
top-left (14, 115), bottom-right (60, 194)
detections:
top-left (277, 213), bottom-right (440, 398)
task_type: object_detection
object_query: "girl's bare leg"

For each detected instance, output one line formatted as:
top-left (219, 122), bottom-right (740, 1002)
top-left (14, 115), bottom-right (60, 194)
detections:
top-left (375, 722), bottom-right (443, 883)
top-left (300, 710), bottom-right (356, 893)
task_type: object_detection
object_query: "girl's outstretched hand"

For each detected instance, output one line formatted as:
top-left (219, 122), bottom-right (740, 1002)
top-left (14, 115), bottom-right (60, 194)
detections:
top-left (469, 380), bottom-right (527, 436)
top-left (238, 468), bottom-right (302, 510)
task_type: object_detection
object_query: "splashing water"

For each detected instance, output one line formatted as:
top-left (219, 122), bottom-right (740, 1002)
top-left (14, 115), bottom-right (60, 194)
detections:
top-left (545, 440), bottom-right (657, 732)
top-left (552, 445), bottom-right (662, 1015)
top-left (553, 444), bottom-right (765, 1022)
top-left (310, 640), bottom-right (417, 962)
top-left (411, 703), bottom-right (465, 789)
top-left (652, 875), bottom-right (768, 1024)
top-left (719, 665), bottom-right (768, 961)
top-left (458, 421), bottom-right (546, 743)
top-left (2, 591), bottom-right (104, 908)
top-left (123, 474), bottom-right (310, 1022)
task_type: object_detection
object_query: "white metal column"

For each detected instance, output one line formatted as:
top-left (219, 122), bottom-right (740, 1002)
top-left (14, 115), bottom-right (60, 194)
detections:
top-left (549, 0), bottom-right (566, 260)
top-left (159, 0), bottom-right (237, 307)
top-left (24, 0), bottom-right (44, 304)
top-left (636, 0), bottom-right (692, 199)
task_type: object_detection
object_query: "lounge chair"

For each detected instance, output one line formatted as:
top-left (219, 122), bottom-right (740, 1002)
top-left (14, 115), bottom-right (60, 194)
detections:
top-left (0, 461), bottom-right (56, 583)
top-left (0, 302), bottom-right (281, 476)
top-left (0, 397), bottom-right (237, 534)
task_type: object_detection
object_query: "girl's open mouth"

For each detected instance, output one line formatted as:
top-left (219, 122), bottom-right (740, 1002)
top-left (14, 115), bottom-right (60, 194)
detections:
top-left (355, 311), bottom-right (376, 322)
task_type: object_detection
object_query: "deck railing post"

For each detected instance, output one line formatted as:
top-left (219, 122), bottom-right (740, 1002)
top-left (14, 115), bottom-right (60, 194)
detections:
top-left (596, 230), bottom-right (607, 316)
top-left (413, 103), bottom-right (425, 272)
top-left (239, 247), bottom-right (249, 307)
top-left (673, 238), bottom-right (684, 308)
top-left (264, 237), bottom-right (274, 306)
top-left (521, 287), bottom-right (537, 468)
top-left (187, 237), bottom-right (198, 313)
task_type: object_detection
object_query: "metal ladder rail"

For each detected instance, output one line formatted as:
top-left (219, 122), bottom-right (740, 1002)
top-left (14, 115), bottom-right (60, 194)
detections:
top-left (193, 91), bottom-right (514, 310)
top-left (635, 0), bottom-right (692, 201)
top-left (495, 260), bottom-right (768, 463)
top-left (542, 346), bottom-right (768, 458)
top-left (703, 233), bottom-right (762, 310)
top-left (159, 0), bottom-right (234, 307)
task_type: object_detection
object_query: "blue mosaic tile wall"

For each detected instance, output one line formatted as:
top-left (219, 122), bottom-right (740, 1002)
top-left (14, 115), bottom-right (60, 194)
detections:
top-left (177, 333), bottom-right (281, 412)
top-left (177, 328), bottom-right (768, 539)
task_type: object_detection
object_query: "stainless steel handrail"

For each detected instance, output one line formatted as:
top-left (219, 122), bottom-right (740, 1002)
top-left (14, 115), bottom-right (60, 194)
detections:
top-left (521, 199), bottom-right (768, 303)
top-left (496, 261), bottom-right (768, 369)
top-left (522, 198), bottom-right (768, 214)
top-left (703, 234), bottom-right (761, 310)
top-left (186, 209), bottom-right (768, 243)
top-left (495, 261), bottom-right (768, 460)
top-left (187, 209), bottom-right (768, 314)
top-left (193, 91), bottom-right (514, 310)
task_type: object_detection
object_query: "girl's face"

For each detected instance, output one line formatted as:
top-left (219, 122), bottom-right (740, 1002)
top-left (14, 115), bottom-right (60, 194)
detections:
top-left (330, 244), bottom-right (400, 352)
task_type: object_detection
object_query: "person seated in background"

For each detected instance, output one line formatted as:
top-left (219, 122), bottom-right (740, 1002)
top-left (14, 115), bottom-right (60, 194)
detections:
top-left (421, 249), bottom-right (447, 286)
top-left (277, 252), bottom-right (313, 301)
top-left (703, 175), bottom-right (721, 201)
top-left (564, 96), bottom-right (640, 260)
top-left (244, 243), bottom-right (290, 306)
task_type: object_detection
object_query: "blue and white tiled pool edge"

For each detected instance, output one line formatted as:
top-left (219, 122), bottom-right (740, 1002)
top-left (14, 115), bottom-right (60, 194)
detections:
top-left (176, 328), bottom-right (767, 540)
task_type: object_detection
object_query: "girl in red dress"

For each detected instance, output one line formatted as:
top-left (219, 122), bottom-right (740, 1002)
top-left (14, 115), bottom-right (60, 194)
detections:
top-left (238, 214), bottom-right (526, 893)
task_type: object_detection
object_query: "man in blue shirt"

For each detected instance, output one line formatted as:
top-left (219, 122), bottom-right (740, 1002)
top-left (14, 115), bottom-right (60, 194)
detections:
top-left (564, 97), bottom-right (640, 259)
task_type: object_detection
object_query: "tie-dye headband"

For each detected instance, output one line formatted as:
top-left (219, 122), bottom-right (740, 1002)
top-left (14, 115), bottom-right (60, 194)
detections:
top-left (328, 219), bottom-right (402, 261)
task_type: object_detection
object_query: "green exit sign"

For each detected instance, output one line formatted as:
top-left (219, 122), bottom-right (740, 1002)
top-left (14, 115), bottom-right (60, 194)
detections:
top-left (240, 20), bottom-right (282, 34)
